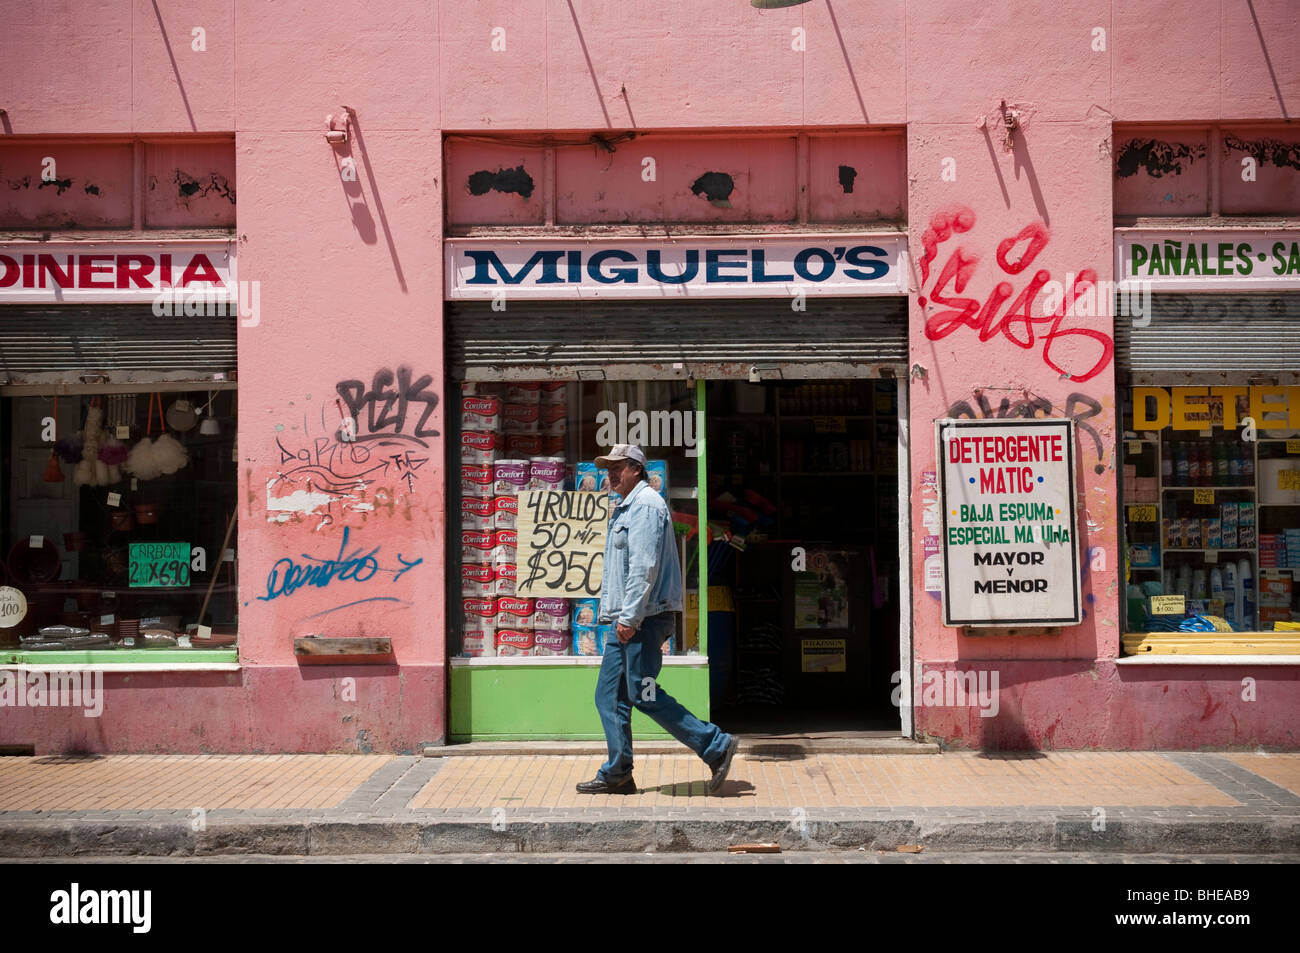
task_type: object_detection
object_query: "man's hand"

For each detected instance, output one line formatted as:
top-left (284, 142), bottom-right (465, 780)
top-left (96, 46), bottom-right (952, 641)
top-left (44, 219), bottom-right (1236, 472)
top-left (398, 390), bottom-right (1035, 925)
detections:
top-left (617, 622), bottom-right (636, 643)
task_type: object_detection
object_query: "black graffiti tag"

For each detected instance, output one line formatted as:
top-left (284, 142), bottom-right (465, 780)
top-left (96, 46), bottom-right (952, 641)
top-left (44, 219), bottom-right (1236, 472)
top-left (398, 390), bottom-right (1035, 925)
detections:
top-left (947, 390), bottom-right (1107, 475)
top-left (336, 367), bottom-right (439, 439)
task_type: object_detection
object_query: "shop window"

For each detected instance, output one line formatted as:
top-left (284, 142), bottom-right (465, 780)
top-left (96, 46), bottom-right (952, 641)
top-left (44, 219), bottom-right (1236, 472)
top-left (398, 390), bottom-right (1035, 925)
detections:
top-left (0, 389), bottom-right (238, 655)
top-left (453, 380), bottom-right (702, 660)
top-left (1121, 384), bottom-right (1300, 648)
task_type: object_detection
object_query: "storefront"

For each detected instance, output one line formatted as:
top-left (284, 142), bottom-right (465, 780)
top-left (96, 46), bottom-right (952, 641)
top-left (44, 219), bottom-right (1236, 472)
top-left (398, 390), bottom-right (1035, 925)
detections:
top-left (1116, 229), bottom-right (1300, 652)
top-left (443, 235), bottom-right (913, 740)
top-left (0, 241), bottom-right (240, 665)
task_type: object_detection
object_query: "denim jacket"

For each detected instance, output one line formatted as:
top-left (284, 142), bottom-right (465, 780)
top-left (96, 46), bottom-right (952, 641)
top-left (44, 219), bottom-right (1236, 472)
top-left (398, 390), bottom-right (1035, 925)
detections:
top-left (598, 479), bottom-right (683, 629)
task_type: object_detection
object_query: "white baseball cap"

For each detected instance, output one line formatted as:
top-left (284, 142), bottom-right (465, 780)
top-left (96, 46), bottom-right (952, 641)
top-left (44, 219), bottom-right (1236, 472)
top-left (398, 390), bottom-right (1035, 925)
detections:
top-left (594, 444), bottom-right (647, 468)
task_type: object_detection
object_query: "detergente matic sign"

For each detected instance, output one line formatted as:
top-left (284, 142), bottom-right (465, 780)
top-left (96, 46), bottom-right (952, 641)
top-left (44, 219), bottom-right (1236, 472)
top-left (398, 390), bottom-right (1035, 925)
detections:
top-left (445, 235), bottom-right (908, 298)
top-left (937, 418), bottom-right (1082, 628)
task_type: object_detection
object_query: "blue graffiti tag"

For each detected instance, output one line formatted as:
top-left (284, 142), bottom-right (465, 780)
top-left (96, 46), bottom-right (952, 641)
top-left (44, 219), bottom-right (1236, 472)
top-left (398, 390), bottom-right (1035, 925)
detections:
top-left (259, 527), bottom-right (423, 601)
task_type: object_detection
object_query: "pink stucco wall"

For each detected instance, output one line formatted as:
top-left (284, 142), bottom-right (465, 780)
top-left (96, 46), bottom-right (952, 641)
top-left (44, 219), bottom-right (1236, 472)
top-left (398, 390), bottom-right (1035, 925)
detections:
top-left (2, 1), bottom-right (1298, 751)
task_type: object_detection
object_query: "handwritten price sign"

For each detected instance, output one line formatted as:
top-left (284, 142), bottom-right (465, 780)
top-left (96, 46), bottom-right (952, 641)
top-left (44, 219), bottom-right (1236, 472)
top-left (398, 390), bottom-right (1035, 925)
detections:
top-left (129, 541), bottom-right (191, 588)
top-left (515, 490), bottom-right (609, 597)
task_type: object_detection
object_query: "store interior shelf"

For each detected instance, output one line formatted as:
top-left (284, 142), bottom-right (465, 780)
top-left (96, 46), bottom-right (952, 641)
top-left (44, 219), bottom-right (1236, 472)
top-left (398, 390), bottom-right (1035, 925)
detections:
top-left (1162, 486), bottom-right (1256, 492)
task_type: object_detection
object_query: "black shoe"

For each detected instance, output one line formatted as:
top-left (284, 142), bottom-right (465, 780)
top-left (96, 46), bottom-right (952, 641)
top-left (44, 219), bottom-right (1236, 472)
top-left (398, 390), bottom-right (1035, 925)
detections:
top-left (707, 735), bottom-right (740, 794)
top-left (576, 775), bottom-right (637, 795)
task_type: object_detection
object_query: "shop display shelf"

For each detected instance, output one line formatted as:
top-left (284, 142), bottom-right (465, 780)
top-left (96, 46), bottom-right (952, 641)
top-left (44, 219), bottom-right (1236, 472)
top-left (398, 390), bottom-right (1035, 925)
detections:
top-left (1162, 486), bottom-right (1256, 492)
top-left (779, 415), bottom-right (876, 421)
top-left (780, 471), bottom-right (873, 477)
top-left (1163, 548), bottom-right (1255, 554)
top-left (1258, 502), bottom-right (1300, 507)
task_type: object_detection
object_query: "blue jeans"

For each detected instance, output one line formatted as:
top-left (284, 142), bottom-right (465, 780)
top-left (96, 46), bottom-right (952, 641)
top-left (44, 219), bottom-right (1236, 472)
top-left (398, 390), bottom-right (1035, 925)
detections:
top-left (595, 612), bottom-right (732, 783)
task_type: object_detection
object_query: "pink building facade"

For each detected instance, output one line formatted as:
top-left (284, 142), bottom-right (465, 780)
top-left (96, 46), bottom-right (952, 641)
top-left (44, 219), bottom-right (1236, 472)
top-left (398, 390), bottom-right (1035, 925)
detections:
top-left (1, 1), bottom-right (1297, 753)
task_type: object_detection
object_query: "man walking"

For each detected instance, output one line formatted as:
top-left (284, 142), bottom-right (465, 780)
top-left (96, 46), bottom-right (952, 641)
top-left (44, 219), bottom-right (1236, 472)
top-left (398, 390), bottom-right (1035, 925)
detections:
top-left (576, 444), bottom-right (739, 795)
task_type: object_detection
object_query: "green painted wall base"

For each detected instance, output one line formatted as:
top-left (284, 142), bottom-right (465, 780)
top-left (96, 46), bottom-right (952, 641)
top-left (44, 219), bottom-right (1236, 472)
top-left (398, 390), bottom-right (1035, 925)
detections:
top-left (449, 663), bottom-right (710, 741)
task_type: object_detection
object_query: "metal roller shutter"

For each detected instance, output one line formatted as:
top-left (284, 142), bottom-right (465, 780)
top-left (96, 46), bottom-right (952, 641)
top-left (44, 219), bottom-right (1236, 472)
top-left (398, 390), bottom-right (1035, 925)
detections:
top-left (0, 305), bottom-right (237, 384)
top-left (1115, 293), bottom-right (1300, 376)
top-left (446, 297), bottom-right (908, 379)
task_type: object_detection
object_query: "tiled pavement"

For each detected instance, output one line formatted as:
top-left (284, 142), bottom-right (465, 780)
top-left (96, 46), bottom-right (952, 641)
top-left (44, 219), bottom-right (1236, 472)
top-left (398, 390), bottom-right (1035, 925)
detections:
top-left (0, 750), bottom-right (1297, 856)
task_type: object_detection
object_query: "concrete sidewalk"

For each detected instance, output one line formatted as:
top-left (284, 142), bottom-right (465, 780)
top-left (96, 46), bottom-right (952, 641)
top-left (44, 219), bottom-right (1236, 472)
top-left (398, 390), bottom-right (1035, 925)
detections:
top-left (1, 748), bottom-right (1298, 857)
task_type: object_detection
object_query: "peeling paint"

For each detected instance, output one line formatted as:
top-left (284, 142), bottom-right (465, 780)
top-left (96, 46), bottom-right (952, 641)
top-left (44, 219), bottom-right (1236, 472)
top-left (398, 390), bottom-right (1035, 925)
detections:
top-left (37, 177), bottom-right (73, 195)
top-left (1223, 134), bottom-right (1300, 172)
top-left (690, 171), bottom-right (734, 208)
top-left (1115, 139), bottom-right (1205, 178)
top-left (173, 169), bottom-right (236, 205)
top-left (838, 164), bottom-right (857, 193)
top-left (467, 165), bottom-right (534, 199)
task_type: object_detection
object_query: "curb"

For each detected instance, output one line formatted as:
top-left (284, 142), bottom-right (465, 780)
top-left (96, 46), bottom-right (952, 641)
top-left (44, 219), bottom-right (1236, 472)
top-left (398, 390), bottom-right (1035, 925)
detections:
top-left (423, 739), bottom-right (941, 757)
top-left (2, 816), bottom-right (1296, 857)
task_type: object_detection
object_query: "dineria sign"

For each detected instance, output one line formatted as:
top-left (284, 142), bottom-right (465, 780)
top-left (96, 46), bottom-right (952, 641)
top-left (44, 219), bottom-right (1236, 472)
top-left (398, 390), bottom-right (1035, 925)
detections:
top-left (444, 235), bottom-right (908, 298)
top-left (1115, 229), bottom-right (1300, 292)
top-left (0, 241), bottom-right (237, 304)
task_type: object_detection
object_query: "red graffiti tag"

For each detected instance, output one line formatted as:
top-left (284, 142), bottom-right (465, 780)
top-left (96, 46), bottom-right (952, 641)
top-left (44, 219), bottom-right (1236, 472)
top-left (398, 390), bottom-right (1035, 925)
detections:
top-left (917, 206), bottom-right (1114, 383)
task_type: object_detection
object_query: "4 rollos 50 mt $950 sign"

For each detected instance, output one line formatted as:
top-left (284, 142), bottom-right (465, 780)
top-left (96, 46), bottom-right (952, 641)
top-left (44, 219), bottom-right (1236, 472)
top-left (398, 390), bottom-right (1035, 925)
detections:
top-left (937, 419), bottom-right (1082, 627)
top-left (515, 490), bottom-right (609, 598)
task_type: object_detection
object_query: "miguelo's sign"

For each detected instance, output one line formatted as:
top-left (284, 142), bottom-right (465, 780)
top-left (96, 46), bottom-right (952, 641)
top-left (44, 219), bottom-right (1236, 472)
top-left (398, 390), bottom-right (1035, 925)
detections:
top-left (445, 235), bottom-right (908, 298)
top-left (1116, 229), bottom-right (1300, 291)
top-left (0, 242), bottom-right (236, 303)
top-left (938, 418), bottom-right (1082, 628)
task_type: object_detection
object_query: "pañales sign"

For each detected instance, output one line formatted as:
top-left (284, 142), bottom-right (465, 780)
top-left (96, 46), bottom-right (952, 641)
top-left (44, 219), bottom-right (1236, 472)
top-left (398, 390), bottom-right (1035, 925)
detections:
top-left (445, 235), bottom-right (908, 298)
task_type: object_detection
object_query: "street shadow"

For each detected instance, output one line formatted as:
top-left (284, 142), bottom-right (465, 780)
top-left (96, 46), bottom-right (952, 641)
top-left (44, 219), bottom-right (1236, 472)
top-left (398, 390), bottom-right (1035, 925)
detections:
top-left (1247, 0), bottom-right (1289, 119)
top-left (645, 779), bottom-right (756, 798)
top-left (150, 0), bottom-right (197, 131)
top-left (565, 0), bottom-right (612, 128)
top-left (345, 113), bottom-right (408, 292)
top-left (825, 1), bottom-right (869, 122)
top-left (1011, 127), bottom-right (1050, 227)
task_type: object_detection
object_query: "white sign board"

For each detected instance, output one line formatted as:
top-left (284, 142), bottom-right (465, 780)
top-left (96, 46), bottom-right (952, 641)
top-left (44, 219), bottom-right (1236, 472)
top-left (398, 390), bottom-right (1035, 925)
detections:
top-left (0, 242), bottom-right (237, 304)
top-left (1115, 229), bottom-right (1300, 292)
top-left (938, 419), bottom-right (1082, 627)
top-left (445, 234), bottom-right (909, 298)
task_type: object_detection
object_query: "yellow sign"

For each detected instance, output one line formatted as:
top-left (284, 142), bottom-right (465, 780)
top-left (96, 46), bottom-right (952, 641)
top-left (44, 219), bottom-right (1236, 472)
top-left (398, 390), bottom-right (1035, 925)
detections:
top-left (1128, 504), bottom-right (1157, 522)
top-left (1131, 385), bottom-right (1300, 432)
top-left (515, 490), bottom-right (609, 597)
top-left (1288, 440), bottom-right (1300, 454)
top-left (1150, 594), bottom-right (1186, 616)
top-left (1193, 489), bottom-right (1215, 504)
top-left (801, 638), bottom-right (846, 673)
top-left (814, 416), bottom-right (847, 433)
top-left (1280, 470), bottom-right (1300, 492)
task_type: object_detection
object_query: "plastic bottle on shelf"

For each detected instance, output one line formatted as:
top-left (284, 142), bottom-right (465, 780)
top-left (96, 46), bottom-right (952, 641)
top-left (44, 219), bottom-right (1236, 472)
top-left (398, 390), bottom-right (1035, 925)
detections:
top-left (1188, 444), bottom-right (1202, 485)
top-left (1223, 562), bottom-right (1239, 628)
top-left (1191, 568), bottom-right (1208, 601)
top-left (1238, 558), bottom-right (1255, 631)
top-left (1200, 445), bottom-right (1213, 486)
top-left (1161, 446), bottom-right (1173, 484)
top-left (1228, 443), bottom-right (1242, 485)
top-left (1214, 443), bottom-right (1229, 484)
top-left (1210, 567), bottom-right (1225, 607)
top-left (1241, 446), bottom-right (1255, 486)
top-left (1175, 563), bottom-right (1191, 600)
top-left (1175, 443), bottom-right (1189, 486)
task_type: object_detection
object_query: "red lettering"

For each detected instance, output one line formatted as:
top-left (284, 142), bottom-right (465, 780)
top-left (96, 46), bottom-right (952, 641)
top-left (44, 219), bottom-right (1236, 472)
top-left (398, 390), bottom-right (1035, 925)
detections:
top-left (37, 254), bottom-right (73, 289)
top-left (179, 253), bottom-right (221, 287)
top-left (78, 255), bottom-right (115, 288)
top-left (919, 209), bottom-right (1114, 382)
top-left (0, 255), bottom-right (18, 288)
top-left (116, 254), bottom-right (155, 289)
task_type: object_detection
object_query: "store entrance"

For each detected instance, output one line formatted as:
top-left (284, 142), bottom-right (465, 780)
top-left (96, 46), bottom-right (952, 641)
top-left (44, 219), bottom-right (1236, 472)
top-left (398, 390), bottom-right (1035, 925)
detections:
top-left (704, 378), bottom-right (902, 735)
